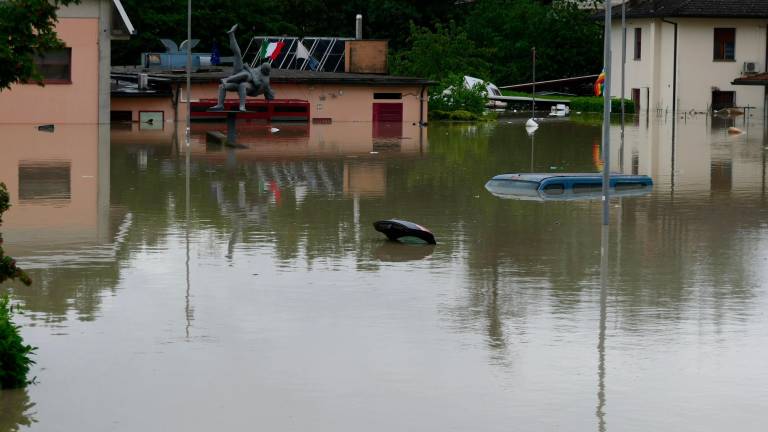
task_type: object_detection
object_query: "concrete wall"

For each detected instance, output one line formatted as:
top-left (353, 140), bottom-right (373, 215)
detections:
top-left (611, 17), bottom-right (767, 113)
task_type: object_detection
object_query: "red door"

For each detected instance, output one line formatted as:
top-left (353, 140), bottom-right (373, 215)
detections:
top-left (372, 103), bottom-right (403, 138)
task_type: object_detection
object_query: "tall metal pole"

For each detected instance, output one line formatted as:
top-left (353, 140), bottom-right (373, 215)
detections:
top-left (531, 47), bottom-right (536, 118)
top-left (620, 1), bottom-right (626, 172)
top-left (185, 0), bottom-right (192, 148)
top-left (601, 0), bottom-right (613, 226)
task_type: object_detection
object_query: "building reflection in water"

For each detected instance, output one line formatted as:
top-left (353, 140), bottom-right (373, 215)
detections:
top-left (0, 124), bottom-right (120, 322)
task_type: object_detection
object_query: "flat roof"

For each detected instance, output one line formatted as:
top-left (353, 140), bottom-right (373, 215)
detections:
top-left (111, 66), bottom-right (433, 86)
top-left (732, 72), bottom-right (768, 86)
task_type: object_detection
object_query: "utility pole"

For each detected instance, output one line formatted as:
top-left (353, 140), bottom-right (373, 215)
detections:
top-left (601, 0), bottom-right (613, 226)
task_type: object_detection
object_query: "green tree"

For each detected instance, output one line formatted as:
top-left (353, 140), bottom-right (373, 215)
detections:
top-left (464, 0), bottom-right (602, 85)
top-left (390, 21), bottom-right (491, 82)
top-left (0, 0), bottom-right (80, 90)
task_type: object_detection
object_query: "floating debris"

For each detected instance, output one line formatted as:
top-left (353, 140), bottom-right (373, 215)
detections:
top-left (373, 219), bottom-right (436, 245)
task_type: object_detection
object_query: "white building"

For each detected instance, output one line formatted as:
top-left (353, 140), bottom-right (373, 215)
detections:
top-left (608, 0), bottom-right (768, 114)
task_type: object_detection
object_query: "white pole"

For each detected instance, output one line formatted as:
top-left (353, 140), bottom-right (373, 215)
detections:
top-left (620, 0), bottom-right (626, 172)
top-left (185, 0), bottom-right (192, 148)
top-left (601, 0), bottom-right (612, 226)
top-left (532, 47), bottom-right (536, 118)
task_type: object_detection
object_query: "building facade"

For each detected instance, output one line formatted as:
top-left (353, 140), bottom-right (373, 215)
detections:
top-left (0, 0), bottom-right (134, 124)
top-left (608, 0), bottom-right (768, 114)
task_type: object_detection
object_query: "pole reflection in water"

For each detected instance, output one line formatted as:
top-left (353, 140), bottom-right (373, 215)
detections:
top-left (185, 125), bottom-right (193, 338)
top-left (596, 225), bottom-right (608, 432)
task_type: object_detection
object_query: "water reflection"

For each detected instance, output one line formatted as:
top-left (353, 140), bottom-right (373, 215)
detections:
top-left (0, 114), bottom-right (766, 431)
top-left (0, 389), bottom-right (37, 432)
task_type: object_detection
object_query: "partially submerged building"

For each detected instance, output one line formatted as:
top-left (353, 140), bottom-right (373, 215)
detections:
top-left (111, 36), bottom-right (431, 127)
top-left (608, 0), bottom-right (768, 114)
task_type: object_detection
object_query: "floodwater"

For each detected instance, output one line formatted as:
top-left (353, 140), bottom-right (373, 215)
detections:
top-left (1, 113), bottom-right (767, 431)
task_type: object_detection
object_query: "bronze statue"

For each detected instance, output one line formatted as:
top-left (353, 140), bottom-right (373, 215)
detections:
top-left (209, 24), bottom-right (275, 112)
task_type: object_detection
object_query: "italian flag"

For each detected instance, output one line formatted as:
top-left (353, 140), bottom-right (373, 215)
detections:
top-left (259, 40), bottom-right (285, 61)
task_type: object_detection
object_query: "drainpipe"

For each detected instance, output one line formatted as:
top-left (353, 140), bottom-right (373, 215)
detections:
top-left (661, 19), bottom-right (678, 115)
top-left (419, 84), bottom-right (426, 126)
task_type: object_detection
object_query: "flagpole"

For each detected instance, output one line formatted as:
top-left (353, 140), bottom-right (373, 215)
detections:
top-left (601, 0), bottom-right (612, 226)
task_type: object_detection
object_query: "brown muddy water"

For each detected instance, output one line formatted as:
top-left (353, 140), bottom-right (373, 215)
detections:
top-left (1, 114), bottom-right (767, 431)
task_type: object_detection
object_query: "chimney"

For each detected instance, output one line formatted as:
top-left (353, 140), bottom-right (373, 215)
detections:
top-left (355, 14), bottom-right (363, 40)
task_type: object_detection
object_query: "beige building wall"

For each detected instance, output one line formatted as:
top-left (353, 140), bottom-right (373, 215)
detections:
top-left (0, 0), bottom-right (115, 124)
top-left (676, 18), bottom-right (766, 111)
top-left (611, 17), bottom-right (767, 113)
top-left (0, 18), bottom-right (100, 124)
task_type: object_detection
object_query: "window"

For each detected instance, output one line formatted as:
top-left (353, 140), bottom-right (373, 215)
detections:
top-left (373, 93), bottom-right (402, 100)
top-left (572, 183), bottom-right (602, 193)
top-left (110, 111), bottom-right (132, 122)
top-left (712, 90), bottom-right (735, 110)
top-left (634, 28), bottom-right (642, 60)
top-left (33, 48), bottom-right (71, 83)
top-left (543, 184), bottom-right (564, 195)
top-left (631, 88), bottom-right (641, 113)
top-left (714, 28), bottom-right (735, 61)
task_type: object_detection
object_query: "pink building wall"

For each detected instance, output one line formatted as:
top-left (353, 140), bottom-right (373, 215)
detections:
top-left (113, 82), bottom-right (428, 124)
top-left (0, 19), bottom-right (100, 124)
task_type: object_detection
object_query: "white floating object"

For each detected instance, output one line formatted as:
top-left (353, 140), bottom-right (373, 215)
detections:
top-left (525, 118), bottom-right (538, 128)
top-left (270, 127), bottom-right (280, 133)
top-left (525, 125), bottom-right (538, 135)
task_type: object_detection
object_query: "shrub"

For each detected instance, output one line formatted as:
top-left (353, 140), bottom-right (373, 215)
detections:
top-left (0, 296), bottom-right (36, 389)
top-left (429, 75), bottom-right (487, 115)
top-left (0, 182), bottom-right (35, 389)
top-left (570, 97), bottom-right (635, 114)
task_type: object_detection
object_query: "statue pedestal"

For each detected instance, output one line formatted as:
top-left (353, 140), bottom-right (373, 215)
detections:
top-left (204, 110), bottom-right (254, 148)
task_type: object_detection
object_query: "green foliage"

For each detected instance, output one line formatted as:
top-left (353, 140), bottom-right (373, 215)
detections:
top-left (570, 97), bottom-right (635, 114)
top-left (390, 21), bottom-right (491, 82)
top-left (464, 0), bottom-right (603, 85)
top-left (1, 183), bottom-right (31, 286)
top-left (429, 75), bottom-right (488, 115)
top-left (0, 295), bottom-right (36, 389)
top-left (0, 0), bottom-right (80, 90)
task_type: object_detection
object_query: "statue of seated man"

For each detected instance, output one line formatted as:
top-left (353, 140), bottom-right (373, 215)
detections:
top-left (209, 24), bottom-right (275, 112)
